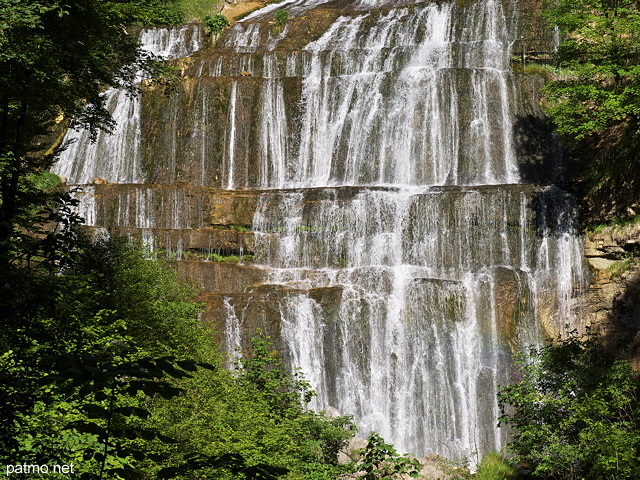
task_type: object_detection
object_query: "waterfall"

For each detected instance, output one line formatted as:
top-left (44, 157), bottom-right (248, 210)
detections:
top-left (246, 184), bottom-right (584, 460)
top-left (52, 25), bottom-right (203, 184)
top-left (220, 0), bottom-right (585, 462)
top-left (217, 1), bottom-right (521, 187)
top-left (54, 0), bottom-right (587, 466)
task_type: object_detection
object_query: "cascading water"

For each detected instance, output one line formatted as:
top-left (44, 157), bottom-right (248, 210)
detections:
top-left (52, 25), bottom-right (203, 184)
top-left (216, 1), bottom-right (520, 188)
top-left (217, 0), bottom-right (585, 462)
top-left (54, 0), bottom-right (588, 466)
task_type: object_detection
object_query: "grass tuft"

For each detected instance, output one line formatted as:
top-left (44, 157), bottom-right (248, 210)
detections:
top-left (474, 452), bottom-right (519, 480)
top-left (179, 0), bottom-right (223, 21)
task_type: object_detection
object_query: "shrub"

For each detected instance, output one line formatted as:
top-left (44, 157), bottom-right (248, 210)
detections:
top-left (274, 9), bottom-right (288, 26)
top-left (357, 432), bottom-right (420, 479)
top-left (147, 332), bottom-right (356, 478)
top-left (475, 452), bottom-right (518, 479)
top-left (204, 13), bottom-right (230, 35)
top-left (179, 0), bottom-right (222, 21)
top-left (498, 331), bottom-right (640, 480)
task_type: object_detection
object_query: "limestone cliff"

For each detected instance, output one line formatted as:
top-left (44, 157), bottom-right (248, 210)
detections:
top-left (49, 0), bottom-right (633, 462)
top-left (581, 224), bottom-right (640, 367)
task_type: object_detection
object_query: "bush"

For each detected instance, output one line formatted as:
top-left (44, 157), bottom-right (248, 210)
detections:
top-left (274, 9), bottom-right (288, 26)
top-left (498, 331), bottom-right (640, 479)
top-left (357, 432), bottom-right (420, 479)
top-left (110, 1), bottom-right (184, 26)
top-left (204, 13), bottom-right (230, 35)
top-left (179, 0), bottom-right (222, 21)
top-left (146, 333), bottom-right (357, 478)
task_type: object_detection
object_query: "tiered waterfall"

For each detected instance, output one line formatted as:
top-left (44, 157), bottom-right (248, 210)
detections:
top-left (53, 0), bottom-right (587, 464)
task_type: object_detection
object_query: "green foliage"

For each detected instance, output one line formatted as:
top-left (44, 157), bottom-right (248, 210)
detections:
top-left (0, 175), bottom-right (229, 477)
top-left (498, 331), bottom-right (640, 480)
top-left (71, 237), bottom-right (204, 358)
top-left (586, 214), bottom-right (640, 233)
top-left (299, 413), bottom-right (357, 465)
top-left (606, 257), bottom-right (639, 277)
top-left (37, 354), bottom-right (209, 479)
top-left (28, 171), bottom-right (63, 192)
top-left (204, 13), bottom-right (230, 35)
top-left (474, 452), bottom-right (518, 480)
top-left (236, 332), bottom-right (316, 417)
top-left (146, 333), bottom-right (356, 479)
top-left (109, 1), bottom-right (184, 26)
top-left (179, 0), bottom-right (223, 21)
top-left (204, 252), bottom-right (254, 263)
top-left (157, 452), bottom-right (287, 480)
top-left (0, 5), bottom-right (355, 476)
top-left (0, 217), bottom-right (292, 479)
top-left (228, 224), bottom-right (253, 232)
top-left (274, 9), bottom-right (288, 26)
top-left (521, 64), bottom-right (555, 82)
top-left (0, 0), bottom-right (183, 270)
top-left (542, 0), bottom-right (640, 140)
top-left (357, 432), bottom-right (420, 479)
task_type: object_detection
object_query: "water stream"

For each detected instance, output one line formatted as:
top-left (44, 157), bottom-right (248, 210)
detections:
top-left (52, 25), bottom-right (203, 183)
top-left (53, 0), bottom-right (587, 464)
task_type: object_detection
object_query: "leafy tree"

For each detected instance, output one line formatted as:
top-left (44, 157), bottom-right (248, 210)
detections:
top-left (0, 0), bottom-right (180, 270)
top-left (145, 333), bottom-right (357, 479)
top-left (235, 332), bottom-right (315, 418)
top-left (0, 6), bottom-right (353, 478)
top-left (69, 237), bottom-right (204, 358)
top-left (543, 0), bottom-right (640, 140)
top-left (498, 331), bottom-right (640, 480)
top-left (0, 222), bottom-right (290, 479)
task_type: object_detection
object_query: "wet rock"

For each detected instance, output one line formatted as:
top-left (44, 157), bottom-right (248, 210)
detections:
top-left (323, 406), bottom-right (342, 418)
top-left (417, 453), bottom-right (470, 480)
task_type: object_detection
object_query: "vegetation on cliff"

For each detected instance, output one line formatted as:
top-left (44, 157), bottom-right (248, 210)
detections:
top-left (541, 0), bottom-right (640, 221)
top-left (499, 332), bottom-right (640, 479)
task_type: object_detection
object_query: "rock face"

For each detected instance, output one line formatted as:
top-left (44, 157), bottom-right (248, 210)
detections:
top-left (581, 224), bottom-right (640, 368)
top-left (51, 0), bottom-right (590, 467)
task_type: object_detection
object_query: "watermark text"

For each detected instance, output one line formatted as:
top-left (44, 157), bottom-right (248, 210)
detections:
top-left (5, 464), bottom-right (74, 476)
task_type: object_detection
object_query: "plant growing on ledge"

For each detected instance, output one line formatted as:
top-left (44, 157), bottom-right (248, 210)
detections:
top-left (204, 13), bottom-right (230, 36)
top-left (274, 9), bottom-right (289, 26)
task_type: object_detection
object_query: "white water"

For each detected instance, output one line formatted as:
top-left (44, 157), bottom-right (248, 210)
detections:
top-left (220, 0), bottom-right (587, 464)
top-left (54, 0), bottom-right (587, 466)
top-left (241, 183), bottom-right (585, 461)
top-left (217, 0), bottom-right (521, 188)
top-left (52, 25), bottom-right (203, 184)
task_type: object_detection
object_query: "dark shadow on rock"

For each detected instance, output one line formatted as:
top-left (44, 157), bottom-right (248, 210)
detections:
top-left (529, 186), bottom-right (582, 239)
top-left (596, 268), bottom-right (640, 369)
top-left (513, 114), bottom-right (569, 185)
